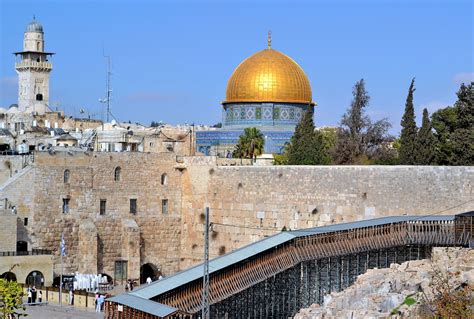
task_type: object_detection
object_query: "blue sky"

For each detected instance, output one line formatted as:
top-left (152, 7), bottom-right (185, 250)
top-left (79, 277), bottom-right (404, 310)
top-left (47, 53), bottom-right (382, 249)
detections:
top-left (1, 0), bottom-right (472, 133)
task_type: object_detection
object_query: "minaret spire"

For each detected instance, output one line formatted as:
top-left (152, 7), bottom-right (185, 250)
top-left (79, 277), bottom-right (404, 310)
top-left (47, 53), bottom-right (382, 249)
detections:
top-left (267, 30), bottom-right (272, 49)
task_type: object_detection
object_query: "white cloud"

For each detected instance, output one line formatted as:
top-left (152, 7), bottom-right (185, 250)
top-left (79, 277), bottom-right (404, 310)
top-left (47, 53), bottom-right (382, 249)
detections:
top-left (453, 72), bottom-right (474, 85)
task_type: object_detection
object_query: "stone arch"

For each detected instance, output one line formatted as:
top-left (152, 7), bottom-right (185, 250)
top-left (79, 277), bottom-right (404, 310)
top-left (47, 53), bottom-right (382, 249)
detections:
top-left (101, 273), bottom-right (113, 284)
top-left (25, 270), bottom-right (44, 287)
top-left (1, 272), bottom-right (17, 281)
top-left (140, 263), bottom-right (160, 284)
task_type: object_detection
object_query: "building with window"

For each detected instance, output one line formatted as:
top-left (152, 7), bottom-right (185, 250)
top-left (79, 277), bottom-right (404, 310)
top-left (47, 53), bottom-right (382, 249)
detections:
top-left (196, 33), bottom-right (315, 155)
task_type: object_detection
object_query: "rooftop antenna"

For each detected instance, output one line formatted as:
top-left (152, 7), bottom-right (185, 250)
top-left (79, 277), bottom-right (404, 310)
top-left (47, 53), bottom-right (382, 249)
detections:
top-left (99, 46), bottom-right (112, 123)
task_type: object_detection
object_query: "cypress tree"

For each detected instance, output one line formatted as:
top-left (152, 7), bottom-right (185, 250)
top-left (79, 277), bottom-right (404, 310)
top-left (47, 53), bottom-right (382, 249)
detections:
top-left (287, 106), bottom-right (316, 164)
top-left (399, 78), bottom-right (417, 164)
top-left (414, 108), bottom-right (436, 165)
top-left (286, 106), bottom-right (329, 165)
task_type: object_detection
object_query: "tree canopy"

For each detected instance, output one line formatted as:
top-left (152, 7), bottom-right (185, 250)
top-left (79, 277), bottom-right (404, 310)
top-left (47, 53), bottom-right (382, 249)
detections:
top-left (432, 83), bottom-right (473, 165)
top-left (0, 279), bottom-right (26, 318)
top-left (399, 78), bottom-right (418, 164)
top-left (285, 106), bottom-right (332, 165)
top-left (233, 127), bottom-right (265, 160)
top-left (332, 79), bottom-right (393, 164)
top-left (414, 108), bottom-right (436, 165)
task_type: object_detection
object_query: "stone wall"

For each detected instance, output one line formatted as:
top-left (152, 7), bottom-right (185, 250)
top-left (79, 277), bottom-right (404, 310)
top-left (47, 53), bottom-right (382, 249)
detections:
top-left (1, 151), bottom-right (473, 282)
top-left (179, 164), bottom-right (474, 269)
top-left (1, 151), bottom-right (183, 281)
top-left (0, 155), bottom-right (28, 185)
top-left (0, 212), bottom-right (17, 252)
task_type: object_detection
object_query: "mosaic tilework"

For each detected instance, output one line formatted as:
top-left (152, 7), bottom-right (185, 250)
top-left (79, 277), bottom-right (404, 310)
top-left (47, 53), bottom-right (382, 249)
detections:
top-left (222, 102), bottom-right (309, 127)
top-left (196, 129), bottom-right (295, 154)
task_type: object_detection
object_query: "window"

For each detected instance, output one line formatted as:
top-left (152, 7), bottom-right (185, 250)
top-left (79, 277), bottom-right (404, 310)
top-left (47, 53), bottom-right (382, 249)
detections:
top-left (36, 93), bottom-right (43, 101)
top-left (100, 199), bottom-right (106, 215)
top-left (24, 218), bottom-right (28, 226)
top-left (114, 167), bottom-right (121, 181)
top-left (62, 198), bottom-right (70, 214)
top-left (130, 199), bottom-right (137, 215)
top-left (64, 169), bottom-right (70, 183)
top-left (162, 199), bottom-right (168, 215)
top-left (161, 173), bottom-right (168, 185)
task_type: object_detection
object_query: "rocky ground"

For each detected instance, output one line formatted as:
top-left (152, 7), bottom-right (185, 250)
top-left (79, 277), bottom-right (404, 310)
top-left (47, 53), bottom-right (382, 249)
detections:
top-left (294, 247), bottom-right (473, 319)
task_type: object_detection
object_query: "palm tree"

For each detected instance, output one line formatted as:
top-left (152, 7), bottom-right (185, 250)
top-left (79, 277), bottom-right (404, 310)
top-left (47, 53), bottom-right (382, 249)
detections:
top-left (233, 127), bottom-right (265, 160)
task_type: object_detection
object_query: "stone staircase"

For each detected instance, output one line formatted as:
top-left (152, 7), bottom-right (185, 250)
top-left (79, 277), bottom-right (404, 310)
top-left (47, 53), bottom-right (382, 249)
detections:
top-left (0, 165), bottom-right (34, 192)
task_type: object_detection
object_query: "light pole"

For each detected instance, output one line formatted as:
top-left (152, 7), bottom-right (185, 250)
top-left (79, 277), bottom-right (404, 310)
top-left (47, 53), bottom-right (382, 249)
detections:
top-left (202, 207), bottom-right (210, 319)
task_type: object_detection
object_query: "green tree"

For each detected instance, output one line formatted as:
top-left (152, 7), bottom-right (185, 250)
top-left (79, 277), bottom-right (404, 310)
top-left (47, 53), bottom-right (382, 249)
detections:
top-left (451, 83), bottom-right (474, 165)
top-left (432, 83), bottom-right (473, 165)
top-left (414, 108), bottom-right (436, 165)
top-left (399, 78), bottom-right (418, 164)
top-left (332, 79), bottom-right (392, 164)
top-left (233, 127), bottom-right (264, 160)
top-left (285, 106), bottom-right (331, 165)
top-left (0, 279), bottom-right (26, 318)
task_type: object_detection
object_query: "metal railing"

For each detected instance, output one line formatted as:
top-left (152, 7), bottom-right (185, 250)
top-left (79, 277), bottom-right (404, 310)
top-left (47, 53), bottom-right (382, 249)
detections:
top-left (0, 249), bottom-right (52, 257)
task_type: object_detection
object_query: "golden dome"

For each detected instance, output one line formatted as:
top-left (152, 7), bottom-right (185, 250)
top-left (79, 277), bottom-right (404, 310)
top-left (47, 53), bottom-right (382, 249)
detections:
top-left (224, 48), bottom-right (312, 104)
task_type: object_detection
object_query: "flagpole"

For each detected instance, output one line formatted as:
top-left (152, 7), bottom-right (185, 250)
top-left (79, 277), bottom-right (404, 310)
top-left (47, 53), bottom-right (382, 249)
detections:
top-left (60, 233), bottom-right (63, 307)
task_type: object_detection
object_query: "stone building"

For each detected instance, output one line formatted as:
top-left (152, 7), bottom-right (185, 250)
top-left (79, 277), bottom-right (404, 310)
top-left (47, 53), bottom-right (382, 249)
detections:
top-left (196, 33), bottom-right (315, 155)
top-left (14, 17), bottom-right (53, 114)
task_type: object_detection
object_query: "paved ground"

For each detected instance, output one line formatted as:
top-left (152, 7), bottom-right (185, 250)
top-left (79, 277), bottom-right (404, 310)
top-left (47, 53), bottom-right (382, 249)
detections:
top-left (22, 304), bottom-right (103, 319)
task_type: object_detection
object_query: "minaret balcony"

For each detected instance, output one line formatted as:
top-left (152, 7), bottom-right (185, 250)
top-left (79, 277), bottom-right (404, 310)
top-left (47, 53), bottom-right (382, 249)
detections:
top-left (15, 61), bottom-right (52, 71)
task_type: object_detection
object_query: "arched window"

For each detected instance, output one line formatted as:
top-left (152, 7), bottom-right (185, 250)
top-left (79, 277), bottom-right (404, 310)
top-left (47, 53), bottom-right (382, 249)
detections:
top-left (26, 271), bottom-right (44, 287)
top-left (161, 173), bottom-right (168, 185)
top-left (64, 169), bottom-right (70, 183)
top-left (36, 42), bottom-right (40, 51)
top-left (0, 272), bottom-right (17, 282)
top-left (114, 167), bottom-right (121, 181)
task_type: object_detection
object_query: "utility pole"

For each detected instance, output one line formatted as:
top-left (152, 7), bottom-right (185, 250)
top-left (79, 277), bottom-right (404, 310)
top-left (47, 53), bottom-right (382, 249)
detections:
top-left (202, 207), bottom-right (210, 319)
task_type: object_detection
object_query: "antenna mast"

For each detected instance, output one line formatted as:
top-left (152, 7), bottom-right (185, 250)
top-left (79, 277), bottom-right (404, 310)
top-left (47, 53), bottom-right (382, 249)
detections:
top-left (105, 55), bottom-right (112, 122)
top-left (99, 47), bottom-right (112, 123)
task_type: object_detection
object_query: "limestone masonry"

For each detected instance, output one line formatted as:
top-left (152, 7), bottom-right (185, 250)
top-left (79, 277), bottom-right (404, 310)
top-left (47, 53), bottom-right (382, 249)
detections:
top-left (1, 152), bottom-right (473, 282)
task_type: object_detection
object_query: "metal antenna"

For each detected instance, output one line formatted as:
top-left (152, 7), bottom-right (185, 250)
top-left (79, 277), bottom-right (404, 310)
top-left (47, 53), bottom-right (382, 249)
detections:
top-left (202, 207), bottom-right (210, 319)
top-left (99, 46), bottom-right (112, 123)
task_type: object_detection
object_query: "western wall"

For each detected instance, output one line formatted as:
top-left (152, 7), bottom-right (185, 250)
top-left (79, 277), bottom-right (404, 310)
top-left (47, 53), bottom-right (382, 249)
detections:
top-left (1, 152), bottom-right (473, 281)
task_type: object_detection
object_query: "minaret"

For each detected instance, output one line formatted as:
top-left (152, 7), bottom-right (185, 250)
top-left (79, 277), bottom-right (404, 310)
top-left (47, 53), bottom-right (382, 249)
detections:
top-left (14, 17), bottom-right (54, 114)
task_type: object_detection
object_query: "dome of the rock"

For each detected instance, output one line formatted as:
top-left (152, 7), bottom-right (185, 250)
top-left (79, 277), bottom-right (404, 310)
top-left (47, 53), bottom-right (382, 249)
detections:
top-left (224, 48), bottom-right (312, 105)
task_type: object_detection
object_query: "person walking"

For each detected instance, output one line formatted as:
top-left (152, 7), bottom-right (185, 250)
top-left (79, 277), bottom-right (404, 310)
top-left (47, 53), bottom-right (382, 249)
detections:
top-left (95, 294), bottom-right (101, 312)
top-left (98, 294), bottom-right (105, 312)
top-left (38, 291), bottom-right (43, 303)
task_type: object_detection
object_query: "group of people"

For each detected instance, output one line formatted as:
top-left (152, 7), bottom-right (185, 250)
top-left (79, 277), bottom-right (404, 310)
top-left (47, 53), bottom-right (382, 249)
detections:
top-left (124, 279), bottom-right (136, 292)
top-left (72, 273), bottom-right (110, 291)
top-left (26, 286), bottom-right (42, 304)
top-left (95, 291), bottom-right (108, 312)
